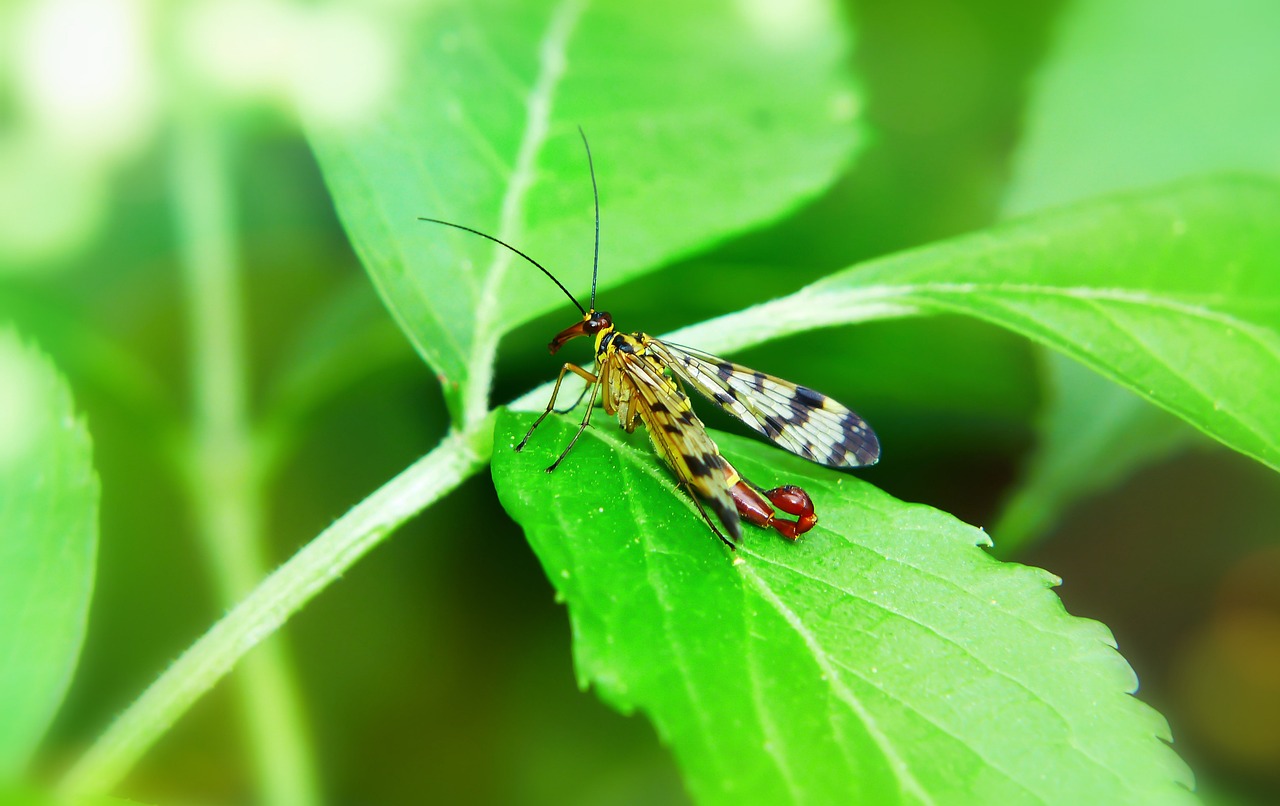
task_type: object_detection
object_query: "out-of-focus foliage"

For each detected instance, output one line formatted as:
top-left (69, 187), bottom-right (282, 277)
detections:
top-left (0, 333), bottom-right (97, 779)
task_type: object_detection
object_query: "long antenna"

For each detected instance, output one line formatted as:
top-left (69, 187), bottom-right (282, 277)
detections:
top-left (417, 216), bottom-right (586, 315)
top-left (578, 126), bottom-right (600, 311)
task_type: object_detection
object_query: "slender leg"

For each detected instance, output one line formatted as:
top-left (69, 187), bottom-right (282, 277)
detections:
top-left (685, 484), bottom-right (736, 549)
top-left (516, 363), bottom-right (598, 452)
top-left (546, 376), bottom-right (603, 472)
top-left (553, 382), bottom-right (592, 414)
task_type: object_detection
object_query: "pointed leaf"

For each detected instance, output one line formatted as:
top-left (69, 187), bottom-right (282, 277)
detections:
top-left (997, 0), bottom-right (1280, 546)
top-left (0, 332), bottom-right (98, 778)
top-left (310, 0), bottom-right (862, 418)
top-left (493, 409), bottom-right (1193, 803)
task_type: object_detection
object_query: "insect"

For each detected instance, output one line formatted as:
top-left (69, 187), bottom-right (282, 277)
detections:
top-left (421, 130), bottom-right (879, 547)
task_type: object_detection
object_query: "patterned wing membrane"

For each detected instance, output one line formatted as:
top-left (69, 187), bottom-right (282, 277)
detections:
top-left (647, 339), bottom-right (880, 468)
top-left (614, 350), bottom-right (743, 541)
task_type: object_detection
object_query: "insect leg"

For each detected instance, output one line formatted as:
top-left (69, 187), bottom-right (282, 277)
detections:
top-left (546, 374), bottom-right (604, 473)
top-left (683, 483), bottom-right (736, 549)
top-left (516, 363), bottom-right (599, 452)
top-left (553, 382), bottom-right (592, 414)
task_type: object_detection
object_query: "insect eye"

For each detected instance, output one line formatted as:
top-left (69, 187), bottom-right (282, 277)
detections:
top-left (584, 311), bottom-right (611, 334)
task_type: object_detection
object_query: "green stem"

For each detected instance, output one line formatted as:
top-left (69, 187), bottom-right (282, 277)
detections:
top-left (58, 425), bottom-right (492, 798)
top-left (165, 110), bottom-right (317, 803)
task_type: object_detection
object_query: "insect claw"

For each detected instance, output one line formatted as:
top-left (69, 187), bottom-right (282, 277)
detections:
top-left (764, 485), bottom-right (814, 518)
top-left (764, 485), bottom-right (817, 537)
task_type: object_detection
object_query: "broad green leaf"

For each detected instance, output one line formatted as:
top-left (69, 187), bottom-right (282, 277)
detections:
top-left (647, 177), bottom-right (1280, 476)
top-left (309, 0), bottom-right (861, 420)
top-left (0, 331), bottom-right (98, 778)
top-left (997, 0), bottom-right (1280, 546)
top-left (493, 410), bottom-right (1193, 803)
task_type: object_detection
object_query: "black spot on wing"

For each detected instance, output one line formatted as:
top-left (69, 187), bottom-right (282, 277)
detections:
top-left (783, 403), bottom-right (811, 427)
top-left (793, 385), bottom-right (826, 409)
top-left (762, 414), bottom-right (786, 439)
top-left (829, 423), bottom-right (881, 467)
top-left (683, 452), bottom-right (711, 478)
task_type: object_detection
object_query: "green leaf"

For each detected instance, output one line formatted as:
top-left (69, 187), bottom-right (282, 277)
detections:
top-left (309, 0), bottom-right (861, 421)
top-left (493, 409), bottom-right (1193, 803)
top-left (0, 331), bottom-right (98, 779)
top-left (996, 0), bottom-right (1280, 546)
top-left (649, 176), bottom-right (1280, 476)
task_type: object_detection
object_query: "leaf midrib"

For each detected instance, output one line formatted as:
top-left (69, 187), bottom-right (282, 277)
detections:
top-left (463, 0), bottom-right (592, 426)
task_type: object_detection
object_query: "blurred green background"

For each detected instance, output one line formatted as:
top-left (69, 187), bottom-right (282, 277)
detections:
top-left (2, 0), bottom-right (1278, 803)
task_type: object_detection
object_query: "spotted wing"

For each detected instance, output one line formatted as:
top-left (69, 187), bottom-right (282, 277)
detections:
top-left (610, 350), bottom-right (743, 542)
top-left (647, 339), bottom-right (880, 468)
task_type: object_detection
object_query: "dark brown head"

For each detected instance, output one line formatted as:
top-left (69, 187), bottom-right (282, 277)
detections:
top-left (549, 310), bottom-right (613, 354)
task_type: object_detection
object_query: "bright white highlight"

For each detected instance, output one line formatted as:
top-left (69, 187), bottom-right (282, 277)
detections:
top-left (736, 0), bottom-right (826, 49)
top-left (0, 340), bottom-right (46, 469)
top-left (288, 7), bottom-right (394, 125)
top-left (15, 0), bottom-right (157, 160)
top-left (183, 0), bottom-right (394, 125)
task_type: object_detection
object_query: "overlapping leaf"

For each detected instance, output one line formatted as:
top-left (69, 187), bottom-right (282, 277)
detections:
top-left (996, 0), bottom-right (1280, 543)
top-left (0, 332), bottom-right (98, 779)
top-left (661, 177), bottom-right (1280, 475)
top-left (310, 0), bottom-right (862, 418)
top-left (493, 410), bottom-right (1193, 803)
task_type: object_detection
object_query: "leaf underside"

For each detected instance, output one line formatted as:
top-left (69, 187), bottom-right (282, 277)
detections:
top-left (493, 409), bottom-right (1194, 804)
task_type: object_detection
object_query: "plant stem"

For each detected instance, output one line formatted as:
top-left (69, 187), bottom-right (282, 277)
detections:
top-left (165, 108), bottom-right (317, 803)
top-left (58, 425), bottom-right (492, 798)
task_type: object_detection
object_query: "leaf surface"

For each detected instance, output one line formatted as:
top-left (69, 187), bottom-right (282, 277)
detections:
top-left (995, 0), bottom-right (1280, 545)
top-left (652, 177), bottom-right (1280, 476)
top-left (310, 0), bottom-right (861, 418)
top-left (493, 409), bottom-right (1193, 803)
top-left (0, 332), bottom-right (98, 778)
